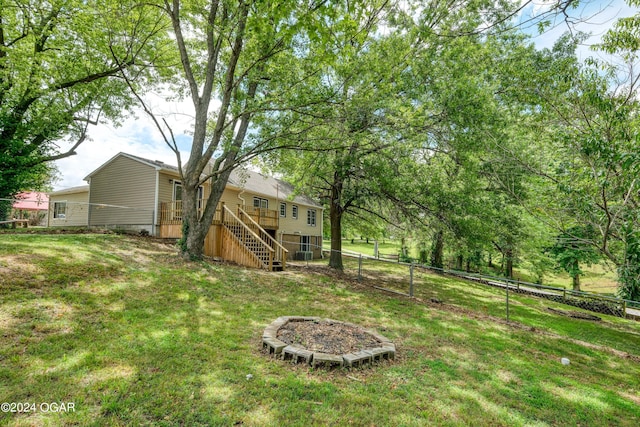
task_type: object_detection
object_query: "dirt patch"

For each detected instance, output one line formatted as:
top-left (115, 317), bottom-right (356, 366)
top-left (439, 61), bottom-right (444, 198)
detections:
top-left (277, 319), bottom-right (381, 354)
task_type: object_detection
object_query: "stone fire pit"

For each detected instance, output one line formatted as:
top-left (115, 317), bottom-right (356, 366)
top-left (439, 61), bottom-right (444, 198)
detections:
top-left (262, 316), bottom-right (395, 368)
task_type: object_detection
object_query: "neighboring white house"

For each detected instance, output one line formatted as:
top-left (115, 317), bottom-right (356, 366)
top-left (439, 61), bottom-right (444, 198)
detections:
top-left (47, 186), bottom-right (90, 227)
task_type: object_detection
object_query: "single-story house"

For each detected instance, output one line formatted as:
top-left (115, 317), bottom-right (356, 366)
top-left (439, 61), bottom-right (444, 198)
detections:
top-left (48, 152), bottom-right (323, 270)
top-left (47, 186), bottom-right (90, 227)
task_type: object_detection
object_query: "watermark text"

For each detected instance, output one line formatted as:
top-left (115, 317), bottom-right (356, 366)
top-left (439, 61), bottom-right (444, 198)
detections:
top-left (1, 402), bottom-right (75, 413)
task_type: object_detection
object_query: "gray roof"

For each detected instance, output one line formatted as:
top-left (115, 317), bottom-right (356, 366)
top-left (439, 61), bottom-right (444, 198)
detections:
top-left (121, 153), bottom-right (180, 173)
top-left (228, 169), bottom-right (322, 208)
top-left (78, 152), bottom-right (321, 208)
top-left (49, 185), bottom-right (90, 196)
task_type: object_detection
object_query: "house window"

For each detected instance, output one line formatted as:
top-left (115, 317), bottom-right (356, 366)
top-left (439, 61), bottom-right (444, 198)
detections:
top-left (173, 182), bottom-right (204, 203)
top-left (292, 205), bottom-right (298, 219)
top-left (307, 209), bottom-right (316, 226)
top-left (301, 235), bottom-right (311, 252)
top-left (53, 202), bottom-right (66, 219)
top-left (279, 202), bottom-right (286, 218)
top-left (253, 197), bottom-right (268, 209)
top-left (174, 182), bottom-right (182, 201)
top-left (173, 182), bottom-right (204, 220)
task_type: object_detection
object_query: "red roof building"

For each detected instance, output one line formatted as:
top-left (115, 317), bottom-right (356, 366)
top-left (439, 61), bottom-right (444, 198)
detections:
top-left (11, 192), bottom-right (49, 225)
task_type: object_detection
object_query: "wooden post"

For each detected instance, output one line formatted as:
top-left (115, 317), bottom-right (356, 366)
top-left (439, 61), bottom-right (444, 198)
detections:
top-left (506, 281), bottom-right (510, 322)
top-left (220, 202), bottom-right (225, 224)
top-left (409, 263), bottom-right (414, 297)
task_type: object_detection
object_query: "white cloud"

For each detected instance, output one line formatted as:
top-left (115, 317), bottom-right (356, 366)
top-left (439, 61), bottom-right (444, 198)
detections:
top-left (53, 94), bottom-right (195, 190)
top-left (519, 0), bottom-right (557, 17)
top-left (520, 0), bottom-right (637, 57)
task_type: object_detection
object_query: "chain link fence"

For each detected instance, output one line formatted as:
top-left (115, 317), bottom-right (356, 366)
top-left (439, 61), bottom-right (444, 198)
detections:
top-left (290, 248), bottom-right (640, 321)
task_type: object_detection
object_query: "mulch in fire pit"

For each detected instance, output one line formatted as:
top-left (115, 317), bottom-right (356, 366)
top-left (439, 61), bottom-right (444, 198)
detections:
top-left (276, 319), bottom-right (381, 354)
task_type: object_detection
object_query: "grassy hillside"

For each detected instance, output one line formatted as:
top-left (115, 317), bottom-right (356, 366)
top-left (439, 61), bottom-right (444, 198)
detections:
top-left (1, 234), bottom-right (639, 426)
top-left (334, 239), bottom-right (620, 295)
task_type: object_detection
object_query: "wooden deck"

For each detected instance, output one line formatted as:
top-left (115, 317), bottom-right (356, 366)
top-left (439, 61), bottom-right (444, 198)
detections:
top-left (241, 206), bottom-right (279, 229)
top-left (158, 201), bottom-right (277, 232)
top-left (158, 201), bottom-right (223, 239)
top-left (158, 201), bottom-right (286, 271)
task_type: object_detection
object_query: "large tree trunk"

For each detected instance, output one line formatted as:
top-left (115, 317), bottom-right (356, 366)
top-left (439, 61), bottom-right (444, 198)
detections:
top-left (329, 205), bottom-right (343, 270)
top-left (179, 178), bottom-right (210, 260)
top-left (430, 229), bottom-right (444, 269)
top-left (329, 174), bottom-right (344, 271)
top-left (167, 0), bottom-right (252, 261)
top-left (572, 273), bottom-right (581, 291)
top-left (180, 163), bottom-right (235, 260)
top-left (455, 254), bottom-right (463, 271)
top-left (505, 247), bottom-right (514, 279)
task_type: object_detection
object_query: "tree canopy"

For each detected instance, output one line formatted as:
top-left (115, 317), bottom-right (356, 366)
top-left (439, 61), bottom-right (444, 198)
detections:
top-left (4, 0), bottom-right (640, 300)
top-left (0, 0), bottom-right (168, 214)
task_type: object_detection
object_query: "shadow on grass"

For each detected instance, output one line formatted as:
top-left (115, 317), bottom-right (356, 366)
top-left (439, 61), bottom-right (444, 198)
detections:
top-left (1, 235), bottom-right (639, 426)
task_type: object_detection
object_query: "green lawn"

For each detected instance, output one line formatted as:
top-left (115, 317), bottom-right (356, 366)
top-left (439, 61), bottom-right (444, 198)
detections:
top-left (334, 239), bottom-right (621, 296)
top-left (515, 263), bottom-right (619, 296)
top-left (324, 238), bottom-right (402, 257)
top-left (1, 234), bottom-right (639, 426)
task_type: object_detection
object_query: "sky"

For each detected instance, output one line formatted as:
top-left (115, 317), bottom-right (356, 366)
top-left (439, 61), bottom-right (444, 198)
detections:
top-left (51, 0), bottom-right (639, 191)
top-left (519, 0), bottom-right (636, 55)
top-left (52, 93), bottom-right (195, 190)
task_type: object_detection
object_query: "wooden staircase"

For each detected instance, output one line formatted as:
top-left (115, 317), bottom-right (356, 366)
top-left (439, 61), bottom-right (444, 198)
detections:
top-left (221, 205), bottom-right (288, 271)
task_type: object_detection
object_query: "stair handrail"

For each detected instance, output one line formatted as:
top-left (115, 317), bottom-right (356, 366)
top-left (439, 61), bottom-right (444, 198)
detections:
top-left (238, 206), bottom-right (289, 266)
top-left (223, 205), bottom-right (275, 256)
top-left (219, 224), bottom-right (265, 269)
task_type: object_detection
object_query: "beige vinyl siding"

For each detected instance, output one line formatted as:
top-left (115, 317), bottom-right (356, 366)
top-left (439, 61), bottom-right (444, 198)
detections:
top-left (219, 187), bottom-right (243, 209)
top-left (88, 156), bottom-right (156, 228)
top-left (158, 171), bottom-right (179, 206)
top-left (277, 203), bottom-right (321, 237)
top-left (48, 190), bottom-right (89, 227)
top-left (219, 187), bottom-right (323, 237)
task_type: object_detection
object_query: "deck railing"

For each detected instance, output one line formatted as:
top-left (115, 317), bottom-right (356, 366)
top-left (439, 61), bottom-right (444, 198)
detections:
top-left (238, 207), bottom-right (288, 270)
top-left (159, 201), bottom-right (286, 270)
top-left (242, 206), bottom-right (279, 229)
top-left (159, 201), bottom-right (276, 228)
top-left (159, 200), bottom-right (222, 225)
top-left (222, 205), bottom-right (275, 270)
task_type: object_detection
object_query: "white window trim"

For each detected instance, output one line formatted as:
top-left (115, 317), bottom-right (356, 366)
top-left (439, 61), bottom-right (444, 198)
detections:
top-left (172, 181), bottom-right (204, 220)
top-left (301, 235), bottom-right (311, 252)
top-left (292, 205), bottom-right (298, 220)
top-left (53, 201), bottom-right (67, 219)
top-left (307, 209), bottom-right (316, 227)
top-left (279, 202), bottom-right (286, 218)
top-left (253, 197), bottom-right (268, 209)
top-left (173, 181), bottom-right (204, 202)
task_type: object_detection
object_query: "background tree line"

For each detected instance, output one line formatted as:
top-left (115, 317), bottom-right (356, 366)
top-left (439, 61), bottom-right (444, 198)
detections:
top-left (2, 0), bottom-right (639, 300)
